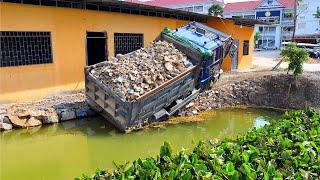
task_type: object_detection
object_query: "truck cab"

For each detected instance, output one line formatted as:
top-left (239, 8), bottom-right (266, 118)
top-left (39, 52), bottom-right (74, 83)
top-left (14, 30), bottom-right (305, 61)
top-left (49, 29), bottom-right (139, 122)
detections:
top-left (160, 22), bottom-right (233, 89)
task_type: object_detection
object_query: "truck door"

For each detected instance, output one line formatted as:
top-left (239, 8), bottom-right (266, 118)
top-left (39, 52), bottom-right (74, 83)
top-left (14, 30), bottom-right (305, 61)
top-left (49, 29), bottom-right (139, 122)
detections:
top-left (86, 31), bottom-right (107, 66)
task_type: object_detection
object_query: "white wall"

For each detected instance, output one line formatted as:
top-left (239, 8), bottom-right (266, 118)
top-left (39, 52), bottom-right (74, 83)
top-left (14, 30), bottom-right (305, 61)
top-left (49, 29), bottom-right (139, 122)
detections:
top-left (296, 0), bottom-right (320, 35)
top-left (170, 2), bottom-right (223, 15)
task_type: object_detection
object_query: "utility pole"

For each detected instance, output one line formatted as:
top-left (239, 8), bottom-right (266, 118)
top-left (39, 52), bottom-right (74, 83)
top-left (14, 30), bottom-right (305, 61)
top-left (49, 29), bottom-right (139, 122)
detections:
top-left (291, 0), bottom-right (298, 42)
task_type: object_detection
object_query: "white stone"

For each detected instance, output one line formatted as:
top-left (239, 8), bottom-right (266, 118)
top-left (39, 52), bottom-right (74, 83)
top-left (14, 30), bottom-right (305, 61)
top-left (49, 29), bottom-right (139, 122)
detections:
top-left (25, 117), bottom-right (42, 127)
top-left (7, 115), bottom-right (26, 128)
top-left (192, 109), bottom-right (198, 115)
top-left (42, 108), bottom-right (59, 124)
top-left (0, 121), bottom-right (12, 130)
top-left (60, 109), bottom-right (76, 121)
top-left (186, 102), bottom-right (195, 108)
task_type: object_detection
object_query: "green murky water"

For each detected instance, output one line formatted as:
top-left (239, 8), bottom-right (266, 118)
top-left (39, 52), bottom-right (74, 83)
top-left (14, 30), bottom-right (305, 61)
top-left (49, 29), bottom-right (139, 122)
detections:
top-left (0, 108), bottom-right (281, 180)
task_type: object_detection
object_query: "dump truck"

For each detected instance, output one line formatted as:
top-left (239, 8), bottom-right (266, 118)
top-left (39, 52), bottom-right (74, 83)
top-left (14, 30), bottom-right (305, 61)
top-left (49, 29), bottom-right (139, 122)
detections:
top-left (85, 22), bottom-right (234, 132)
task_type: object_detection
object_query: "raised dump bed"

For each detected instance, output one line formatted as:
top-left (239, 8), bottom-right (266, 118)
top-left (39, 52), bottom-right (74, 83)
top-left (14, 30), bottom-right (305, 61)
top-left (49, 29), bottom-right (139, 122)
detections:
top-left (85, 62), bottom-right (199, 132)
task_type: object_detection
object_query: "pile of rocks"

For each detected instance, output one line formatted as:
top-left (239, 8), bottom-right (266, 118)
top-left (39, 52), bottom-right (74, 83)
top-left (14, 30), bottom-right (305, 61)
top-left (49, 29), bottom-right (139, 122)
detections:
top-left (90, 41), bottom-right (192, 101)
top-left (0, 91), bottom-right (97, 131)
top-left (0, 108), bottom-right (59, 130)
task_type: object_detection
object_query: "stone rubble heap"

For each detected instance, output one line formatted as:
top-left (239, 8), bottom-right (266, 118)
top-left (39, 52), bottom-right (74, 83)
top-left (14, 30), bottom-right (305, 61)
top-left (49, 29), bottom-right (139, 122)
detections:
top-left (90, 41), bottom-right (192, 101)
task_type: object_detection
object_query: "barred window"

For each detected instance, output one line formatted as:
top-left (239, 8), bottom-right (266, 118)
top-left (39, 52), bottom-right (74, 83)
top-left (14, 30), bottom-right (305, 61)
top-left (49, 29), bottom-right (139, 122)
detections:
top-left (114, 33), bottom-right (143, 55)
top-left (0, 31), bottom-right (53, 67)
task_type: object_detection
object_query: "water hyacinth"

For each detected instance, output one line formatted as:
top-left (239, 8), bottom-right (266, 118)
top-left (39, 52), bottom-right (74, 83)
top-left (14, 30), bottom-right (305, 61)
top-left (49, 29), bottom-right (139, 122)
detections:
top-left (77, 109), bottom-right (320, 180)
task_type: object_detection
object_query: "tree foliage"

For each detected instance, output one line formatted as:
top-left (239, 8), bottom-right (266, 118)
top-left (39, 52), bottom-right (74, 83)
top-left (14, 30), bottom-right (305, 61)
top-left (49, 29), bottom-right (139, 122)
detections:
top-left (281, 43), bottom-right (309, 76)
top-left (208, 4), bottom-right (223, 17)
top-left (254, 32), bottom-right (261, 42)
top-left (77, 109), bottom-right (320, 180)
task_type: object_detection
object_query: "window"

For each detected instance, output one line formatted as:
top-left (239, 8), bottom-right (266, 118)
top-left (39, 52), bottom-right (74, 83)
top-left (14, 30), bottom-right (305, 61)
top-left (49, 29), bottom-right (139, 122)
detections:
top-left (0, 31), bottom-right (52, 67)
top-left (259, 26), bottom-right (263, 32)
top-left (215, 46), bottom-right (223, 61)
top-left (185, 7), bottom-right (193, 12)
top-left (283, 12), bottom-right (293, 19)
top-left (268, 27), bottom-right (276, 32)
top-left (232, 16), bottom-right (242, 19)
top-left (243, 15), bottom-right (255, 19)
top-left (282, 26), bottom-right (293, 32)
top-left (194, 6), bottom-right (203, 12)
top-left (114, 33), bottom-right (143, 55)
top-left (298, 22), bottom-right (306, 29)
top-left (243, 40), bottom-right (249, 56)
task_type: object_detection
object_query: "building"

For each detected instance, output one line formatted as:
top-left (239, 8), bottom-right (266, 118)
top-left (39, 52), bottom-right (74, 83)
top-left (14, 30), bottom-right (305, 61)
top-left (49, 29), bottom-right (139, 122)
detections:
top-left (224, 0), bottom-right (296, 50)
top-left (290, 0), bottom-right (320, 44)
top-left (224, 0), bottom-right (320, 49)
top-left (130, 0), bottom-right (223, 15)
top-left (0, 0), bottom-right (256, 102)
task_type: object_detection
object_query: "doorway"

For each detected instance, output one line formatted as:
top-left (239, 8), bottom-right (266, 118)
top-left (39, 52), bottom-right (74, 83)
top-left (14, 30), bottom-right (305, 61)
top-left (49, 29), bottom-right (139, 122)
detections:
top-left (86, 31), bottom-right (107, 66)
top-left (231, 39), bottom-right (239, 71)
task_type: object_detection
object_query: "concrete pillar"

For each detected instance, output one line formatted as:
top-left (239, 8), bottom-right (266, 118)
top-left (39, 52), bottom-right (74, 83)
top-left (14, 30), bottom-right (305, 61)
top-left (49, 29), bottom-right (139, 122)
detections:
top-left (275, 25), bottom-right (281, 49)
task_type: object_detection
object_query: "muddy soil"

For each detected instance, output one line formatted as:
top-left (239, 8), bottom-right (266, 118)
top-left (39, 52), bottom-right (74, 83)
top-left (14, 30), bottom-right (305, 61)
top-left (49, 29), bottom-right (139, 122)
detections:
top-left (179, 71), bottom-right (320, 116)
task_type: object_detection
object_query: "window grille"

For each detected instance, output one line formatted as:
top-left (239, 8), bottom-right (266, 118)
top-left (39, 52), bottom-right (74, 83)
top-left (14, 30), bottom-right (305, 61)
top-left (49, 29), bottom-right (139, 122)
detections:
top-left (114, 33), bottom-right (143, 55)
top-left (0, 31), bottom-right (52, 67)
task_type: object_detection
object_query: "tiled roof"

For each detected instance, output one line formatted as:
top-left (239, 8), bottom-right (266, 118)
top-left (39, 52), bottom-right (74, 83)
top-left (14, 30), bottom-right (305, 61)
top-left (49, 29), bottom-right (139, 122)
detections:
top-left (129, 0), bottom-right (222, 8)
top-left (224, 0), bottom-right (295, 13)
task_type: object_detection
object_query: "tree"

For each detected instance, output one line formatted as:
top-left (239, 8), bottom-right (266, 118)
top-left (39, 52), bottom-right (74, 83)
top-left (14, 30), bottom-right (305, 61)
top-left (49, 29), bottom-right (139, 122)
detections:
top-left (254, 32), bottom-right (261, 48)
top-left (280, 43), bottom-right (309, 76)
top-left (208, 4), bottom-right (223, 17)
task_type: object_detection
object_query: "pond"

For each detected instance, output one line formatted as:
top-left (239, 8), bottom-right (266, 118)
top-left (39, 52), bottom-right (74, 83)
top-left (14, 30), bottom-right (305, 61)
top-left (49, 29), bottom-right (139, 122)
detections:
top-left (0, 108), bottom-right (281, 180)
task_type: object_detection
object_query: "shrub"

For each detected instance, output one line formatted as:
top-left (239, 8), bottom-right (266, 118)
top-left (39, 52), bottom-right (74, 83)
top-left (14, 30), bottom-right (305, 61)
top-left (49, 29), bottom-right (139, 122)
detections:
top-left (281, 43), bottom-right (309, 76)
top-left (208, 4), bottom-right (223, 17)
top-left (77, 109), bottom-right (320, 179)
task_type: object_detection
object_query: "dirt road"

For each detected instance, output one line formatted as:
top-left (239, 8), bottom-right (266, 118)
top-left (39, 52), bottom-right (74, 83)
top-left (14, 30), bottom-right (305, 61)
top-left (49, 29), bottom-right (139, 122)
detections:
top-left (253, 50), bottom-right (320, 72)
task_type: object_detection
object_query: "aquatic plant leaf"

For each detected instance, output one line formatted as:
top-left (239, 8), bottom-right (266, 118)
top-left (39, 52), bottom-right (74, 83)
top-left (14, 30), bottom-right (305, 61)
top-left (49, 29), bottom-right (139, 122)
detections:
top-left (242, 151), bottom-right (250, 162)
top-left (225, 161), bottom-right (235, 174)
top-left (160, 142), bottom-right (172, 157)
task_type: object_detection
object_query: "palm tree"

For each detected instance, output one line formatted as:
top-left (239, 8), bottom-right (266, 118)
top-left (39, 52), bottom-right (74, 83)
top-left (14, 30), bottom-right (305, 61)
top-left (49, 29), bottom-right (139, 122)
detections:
top-left (208, 4), bottom-right (223, 17)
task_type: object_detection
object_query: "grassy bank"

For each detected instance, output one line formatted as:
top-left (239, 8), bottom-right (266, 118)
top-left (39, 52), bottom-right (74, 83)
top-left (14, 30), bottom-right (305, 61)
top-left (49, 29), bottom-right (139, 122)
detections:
top-left (77, 109), bottom-right (319, 179)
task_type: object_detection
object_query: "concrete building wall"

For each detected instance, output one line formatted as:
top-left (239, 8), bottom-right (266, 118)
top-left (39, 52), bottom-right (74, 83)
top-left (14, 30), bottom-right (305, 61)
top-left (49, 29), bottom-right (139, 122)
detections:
top-left (207, 18), bottom-right (255, 70)
top-left (170, 2), bottom-right (213, 15)
top-left (296, 0), bottom-right (320, 35)
top-left (223, 0), bottom-right (296, 49)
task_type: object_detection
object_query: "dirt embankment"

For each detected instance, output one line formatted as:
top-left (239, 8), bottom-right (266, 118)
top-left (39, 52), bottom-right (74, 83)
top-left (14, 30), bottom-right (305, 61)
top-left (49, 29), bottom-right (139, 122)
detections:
top-left (179, 71), bottom-right (320, 116)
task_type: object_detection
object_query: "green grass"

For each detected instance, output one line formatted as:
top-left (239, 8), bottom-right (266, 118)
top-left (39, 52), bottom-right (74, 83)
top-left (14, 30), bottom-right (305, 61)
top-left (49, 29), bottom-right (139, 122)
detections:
top-left (76, 109), bottom-right (320, 180)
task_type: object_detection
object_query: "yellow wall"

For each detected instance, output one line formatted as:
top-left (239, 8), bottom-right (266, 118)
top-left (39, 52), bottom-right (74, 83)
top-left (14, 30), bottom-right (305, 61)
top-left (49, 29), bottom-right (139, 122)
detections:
top-left (0, 3), bottom-right (253, 102)
top-left (207, 17), bottom-right (254, 71)
top-left (0, 3), bottom-right (189, 101)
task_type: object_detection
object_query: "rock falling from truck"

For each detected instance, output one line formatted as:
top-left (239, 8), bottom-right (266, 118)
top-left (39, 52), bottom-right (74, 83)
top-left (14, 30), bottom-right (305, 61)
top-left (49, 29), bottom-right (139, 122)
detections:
top-left (90, 41), bottom-right (193, 101)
